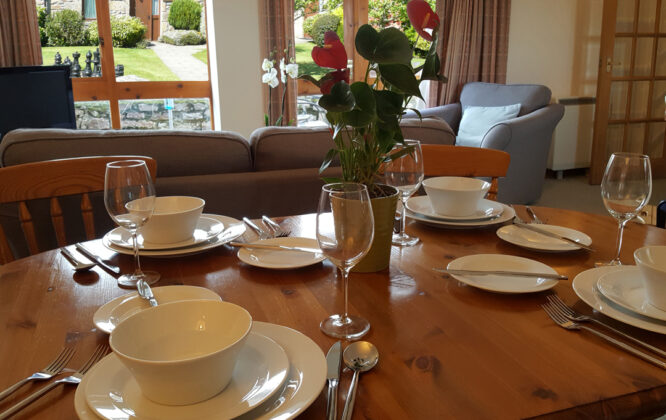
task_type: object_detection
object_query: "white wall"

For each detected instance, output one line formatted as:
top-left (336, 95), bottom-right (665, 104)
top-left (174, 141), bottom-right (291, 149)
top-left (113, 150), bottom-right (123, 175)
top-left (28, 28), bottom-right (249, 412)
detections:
top-left (506, 0), bottom-right (603, 99)
top-left (206, 0), bottom-right (264, 137)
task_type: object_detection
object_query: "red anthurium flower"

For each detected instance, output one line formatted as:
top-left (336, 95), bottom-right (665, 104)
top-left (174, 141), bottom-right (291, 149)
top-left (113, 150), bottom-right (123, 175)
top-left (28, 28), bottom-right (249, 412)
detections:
top-left (319, 69), bottom-right (350, 94)
top-left (407, 0), bottom-right (440, 41)
top-left (311, 31), bottom-right (348, 70)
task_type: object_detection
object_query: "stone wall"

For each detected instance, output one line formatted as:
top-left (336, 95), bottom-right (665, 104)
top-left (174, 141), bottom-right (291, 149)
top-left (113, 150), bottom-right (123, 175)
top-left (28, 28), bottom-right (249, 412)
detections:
top-left (75, 98), bottom-right (211, 130)
top-left (41, 0), bottom-right (127, 16)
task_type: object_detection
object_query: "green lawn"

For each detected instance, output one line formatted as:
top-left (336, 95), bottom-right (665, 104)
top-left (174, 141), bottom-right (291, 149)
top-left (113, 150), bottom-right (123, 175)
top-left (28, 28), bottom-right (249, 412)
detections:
top-left (296, 41), bottom-right (427, 79)
top-left (42, 46), bottom-right (178, 81)
top-left (193, 49), bottom-right (207, 65)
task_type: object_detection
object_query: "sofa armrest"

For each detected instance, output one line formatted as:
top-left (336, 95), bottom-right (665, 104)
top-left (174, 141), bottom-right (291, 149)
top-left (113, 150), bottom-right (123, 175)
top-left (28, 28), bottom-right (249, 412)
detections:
top-left (404, 103), bottom-right (462, 132)
top-left (481, 104), bottom-right (565, 151)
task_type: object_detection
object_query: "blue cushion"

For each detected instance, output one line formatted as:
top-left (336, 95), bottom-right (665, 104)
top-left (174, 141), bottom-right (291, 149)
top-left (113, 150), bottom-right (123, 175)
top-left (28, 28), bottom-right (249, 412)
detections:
top-left (456, 104), bottom-right (521, 147)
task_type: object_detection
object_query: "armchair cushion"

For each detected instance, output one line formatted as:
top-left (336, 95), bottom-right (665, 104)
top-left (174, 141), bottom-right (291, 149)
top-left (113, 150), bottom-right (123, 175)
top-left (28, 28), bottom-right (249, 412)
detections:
top-left (456, 104), bottom-right (521, 147)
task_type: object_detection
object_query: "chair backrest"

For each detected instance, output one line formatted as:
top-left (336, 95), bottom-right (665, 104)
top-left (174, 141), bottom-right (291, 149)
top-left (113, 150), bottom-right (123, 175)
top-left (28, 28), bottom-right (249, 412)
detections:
top-left (460, 82), bottom-right (552, 117)
top-left (0, 156), bottom-right (156, 263)
top-left (421, 145), bottom-right (510, 201)
top-left (657, 200), bottom-right (666, 229)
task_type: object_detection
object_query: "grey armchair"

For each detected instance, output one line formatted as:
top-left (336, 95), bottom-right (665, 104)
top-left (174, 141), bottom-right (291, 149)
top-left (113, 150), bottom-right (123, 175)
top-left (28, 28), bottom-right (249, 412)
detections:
top-left (410, 82), bottom-right (564, 204)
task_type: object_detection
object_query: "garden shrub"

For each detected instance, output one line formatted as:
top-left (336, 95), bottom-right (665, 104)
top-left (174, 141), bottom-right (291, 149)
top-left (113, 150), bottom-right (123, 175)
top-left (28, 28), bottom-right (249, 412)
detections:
top-left (168, 0), bottom-right (202, 31)
top-left (45, 10), bottom-right (86, 46)
top-left (160, 30), bottom-right (205, 46)
top-left (86, 21), bottom-right (99, 46)
top-left (85, 17), bottom-right (146, 48)
top-left (302, 14), bottom-right (317, 37)
top-left (37, 6), bottom-right (48, 46)
top-left (311, 13), bottom-right (340, 46)
top-left (331, 7), bottom-right (344, 42)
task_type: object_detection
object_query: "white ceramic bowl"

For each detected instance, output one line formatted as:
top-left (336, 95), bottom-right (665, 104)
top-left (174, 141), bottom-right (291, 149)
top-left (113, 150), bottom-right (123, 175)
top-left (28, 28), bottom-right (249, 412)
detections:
top-left (634, 246), bottom-right (666, 311)
top-left (109, 300), bottom-right (252, 406)
top-left (422, 176), bottom-right (491, 216)
top-left (140, 196), bottom-right (205, 244)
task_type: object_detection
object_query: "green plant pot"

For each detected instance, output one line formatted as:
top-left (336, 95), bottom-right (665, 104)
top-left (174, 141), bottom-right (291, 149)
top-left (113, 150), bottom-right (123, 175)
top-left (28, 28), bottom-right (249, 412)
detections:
top-left (352, 185), bottom-right (399, 273)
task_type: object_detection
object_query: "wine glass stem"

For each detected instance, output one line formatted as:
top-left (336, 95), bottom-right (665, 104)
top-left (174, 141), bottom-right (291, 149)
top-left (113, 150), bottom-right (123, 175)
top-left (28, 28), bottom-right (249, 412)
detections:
top-left (611, 218), bottom-right (631, 263)
top-left (340, 266), bottom-right (351, 323)
top-left (399, 198), bottom-right (407, 236)
top-left (131, 230), bottom-right (143, 277)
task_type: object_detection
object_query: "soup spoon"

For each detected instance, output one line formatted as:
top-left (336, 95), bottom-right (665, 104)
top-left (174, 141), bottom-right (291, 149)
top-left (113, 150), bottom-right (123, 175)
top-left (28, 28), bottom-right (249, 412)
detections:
top-left (341, 341), bottom-right (379, 420)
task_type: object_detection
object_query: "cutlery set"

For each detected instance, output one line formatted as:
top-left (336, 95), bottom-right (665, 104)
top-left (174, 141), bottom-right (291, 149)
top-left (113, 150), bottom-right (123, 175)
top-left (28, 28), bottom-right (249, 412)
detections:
top-left (326, 340), bottom-right (379, 420)
top-left (513, 208), bottom-right (595, 251)
top-left (0, 345), bottom-right (108, 419)
top-left (243, 215), bottom-right (290, 239)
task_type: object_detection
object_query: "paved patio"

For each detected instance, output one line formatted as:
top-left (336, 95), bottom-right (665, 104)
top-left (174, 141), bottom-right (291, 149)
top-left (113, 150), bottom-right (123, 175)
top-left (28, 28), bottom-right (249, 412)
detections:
top-left (147, 41), bottom-right (208, 81)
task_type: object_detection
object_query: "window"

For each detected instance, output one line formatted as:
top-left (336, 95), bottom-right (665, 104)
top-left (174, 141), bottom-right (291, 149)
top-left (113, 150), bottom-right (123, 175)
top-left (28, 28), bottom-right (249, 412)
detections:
top-left (83, 0), bottom-right (96, 19)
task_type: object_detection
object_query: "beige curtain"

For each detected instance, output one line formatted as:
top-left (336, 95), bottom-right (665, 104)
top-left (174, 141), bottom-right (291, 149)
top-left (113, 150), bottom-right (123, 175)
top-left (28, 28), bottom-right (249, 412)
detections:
top-left (429, 0), bottom-right (511, 106)
top-left (261, 0), bottom-right (297, 126)
top-left (0, 0), bottom-right (42, 67)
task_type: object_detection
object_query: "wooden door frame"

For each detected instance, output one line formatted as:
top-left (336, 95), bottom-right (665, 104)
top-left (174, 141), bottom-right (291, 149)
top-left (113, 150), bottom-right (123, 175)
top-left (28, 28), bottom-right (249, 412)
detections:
top-left (71, 0), bottom-right (213, 129)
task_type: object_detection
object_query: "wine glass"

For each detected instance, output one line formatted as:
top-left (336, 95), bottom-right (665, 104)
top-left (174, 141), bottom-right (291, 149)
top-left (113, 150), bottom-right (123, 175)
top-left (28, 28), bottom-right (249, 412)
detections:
top-left (384, 140), bottom-right (424, 246)
top-left (104, 160), bottom-right (160, 287)
top-left (316, 183), bottom-right (375, 340)
top-left (598, 152), bottom-right (652, 266)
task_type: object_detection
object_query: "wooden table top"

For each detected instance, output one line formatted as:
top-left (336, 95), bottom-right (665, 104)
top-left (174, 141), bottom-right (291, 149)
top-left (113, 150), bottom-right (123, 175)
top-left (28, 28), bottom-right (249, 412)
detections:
top-left (2, 206), bottom-right (666, 419)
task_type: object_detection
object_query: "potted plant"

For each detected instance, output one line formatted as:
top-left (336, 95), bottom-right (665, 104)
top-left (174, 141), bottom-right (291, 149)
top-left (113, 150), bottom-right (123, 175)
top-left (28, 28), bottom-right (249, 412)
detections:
top-left (303, 0), bottom-right (445, 272)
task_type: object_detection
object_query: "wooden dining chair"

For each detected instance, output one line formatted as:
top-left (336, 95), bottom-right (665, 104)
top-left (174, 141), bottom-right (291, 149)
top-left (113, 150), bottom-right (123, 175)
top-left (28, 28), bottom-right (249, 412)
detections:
top-left (0, 156), bottom-right (157, 264)
top-left (420, 145), bottom-right (511, 201)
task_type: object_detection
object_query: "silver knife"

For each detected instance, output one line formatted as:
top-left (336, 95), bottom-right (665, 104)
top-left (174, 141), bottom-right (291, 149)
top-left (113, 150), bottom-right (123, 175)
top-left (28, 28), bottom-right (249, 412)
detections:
top-left (434, 268), bottom-right (568, 280)
top-left (326, 341), bottom-right (341, 420)
top-left (137, 280), bottom-right (158, 307)
top-left (513, 222), bottom-right (595, 251)
top-left (229, 242), bottom-right (322, 254)
top-left (74, 243), bottom-right (121, 277)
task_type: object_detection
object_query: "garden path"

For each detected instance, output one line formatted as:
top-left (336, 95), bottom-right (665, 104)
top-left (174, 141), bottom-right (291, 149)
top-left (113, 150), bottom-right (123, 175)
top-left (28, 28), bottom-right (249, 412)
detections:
top-left (147, 41), bottom-right (208, 81)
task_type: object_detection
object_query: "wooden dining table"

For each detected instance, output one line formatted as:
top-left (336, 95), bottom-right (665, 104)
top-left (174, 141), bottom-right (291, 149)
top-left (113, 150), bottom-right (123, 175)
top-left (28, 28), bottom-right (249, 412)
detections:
top-left (2, 206), bottom-right (666, 419)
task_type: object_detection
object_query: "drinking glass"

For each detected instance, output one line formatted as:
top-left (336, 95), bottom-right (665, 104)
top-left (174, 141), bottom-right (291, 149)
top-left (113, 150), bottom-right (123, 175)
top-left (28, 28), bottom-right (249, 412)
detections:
top-left (384, 140), bottom-right (424, 246)
top-left (316, 183), bottom-right (374, 340)
top-left (598, 152), bottom-right (652, 266)
top-left (104, 160), bottom-right (160, 287)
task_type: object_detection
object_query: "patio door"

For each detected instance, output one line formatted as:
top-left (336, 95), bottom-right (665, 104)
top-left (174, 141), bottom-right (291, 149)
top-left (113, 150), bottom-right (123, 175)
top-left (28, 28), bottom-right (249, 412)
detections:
top-left (590, 0), bottom-right (666, 184)
top-left (134, 0), bottom-right (152, 40)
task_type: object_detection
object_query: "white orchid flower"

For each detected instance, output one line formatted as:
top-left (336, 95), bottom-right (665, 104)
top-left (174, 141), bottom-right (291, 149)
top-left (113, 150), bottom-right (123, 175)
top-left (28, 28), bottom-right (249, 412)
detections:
top-left (262, 68), bottom-right (279, 88)
top-left (285, 63), bottom-right (298, 79)
top-left (261, 58), bottom-right (273, 71)
top-left (279, 58), bottom-right (287, 83)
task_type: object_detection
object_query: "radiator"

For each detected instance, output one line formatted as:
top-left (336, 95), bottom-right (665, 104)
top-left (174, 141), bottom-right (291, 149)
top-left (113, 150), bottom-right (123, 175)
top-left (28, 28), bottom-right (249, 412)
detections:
top-left (547, 97), bottom-right (596, 175)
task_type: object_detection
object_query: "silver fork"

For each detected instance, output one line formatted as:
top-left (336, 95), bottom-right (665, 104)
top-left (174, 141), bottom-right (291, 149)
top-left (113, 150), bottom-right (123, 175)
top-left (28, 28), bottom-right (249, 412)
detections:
top-left (0, 345), bottom-right (108, 420)
top-left (60, 248), bottom-right (95, 272)
top-left (0, 346), bottom-right (76, 402)
top-left (547, 295), bottom-right (666, 358)
top-left (243, 217), bottom-right (271, 240)
top-left (542, 302), bottom-right (666, 369)
top-left (261, 215), bottom-right (290, 238)
top-left (526, 206), bottom-right (544, 224)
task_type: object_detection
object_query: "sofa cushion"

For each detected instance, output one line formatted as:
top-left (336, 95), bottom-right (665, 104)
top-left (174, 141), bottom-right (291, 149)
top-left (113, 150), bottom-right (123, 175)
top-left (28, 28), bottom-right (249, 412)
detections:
top-left (456, 104), bottom-right (521, 147)
top-left (250, 126), bottom-right (335, 171)
top-left (460, 82), bottom-right (552, 116)
top-left (0, 129), bottom-right (252, 177)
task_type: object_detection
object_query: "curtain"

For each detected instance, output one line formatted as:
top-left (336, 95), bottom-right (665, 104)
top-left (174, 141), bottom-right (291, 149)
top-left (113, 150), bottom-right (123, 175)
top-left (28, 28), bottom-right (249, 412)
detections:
top-left (0, 0), bottom-right (43, 68)
top-left (261, 0), bottom-right (297, 126)
top-left (429, 0), bottom-right (511, 106)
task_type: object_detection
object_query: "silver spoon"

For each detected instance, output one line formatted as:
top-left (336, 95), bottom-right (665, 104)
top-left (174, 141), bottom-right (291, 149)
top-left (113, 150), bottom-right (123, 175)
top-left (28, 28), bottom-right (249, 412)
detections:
top-left (60, 248), bottom-right (95, 272)
top-left (340, 341), bottom-right (379, 420)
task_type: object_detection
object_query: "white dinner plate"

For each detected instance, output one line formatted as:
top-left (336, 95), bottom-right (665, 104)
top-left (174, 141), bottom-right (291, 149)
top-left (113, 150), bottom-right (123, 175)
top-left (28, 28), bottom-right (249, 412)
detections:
top-left (405, 196), bottom-right (504, 221)
top-left (107, 216), bottom-right (225, 250)
top-left (93, 286), bottom-right (222, 334)
top-left (445, 254), bottom-right (559, 293)
top-left (82, 332), bottom-right (289, 420)
top-left (596, 266), bottom-right (666, 322)
top-left (237, 237), bottom-right (325, 269)
top-left (75, 322), bottom-right (327, 420)
top-left (407, 203), bottom-right (515, 229)
top-left (496, 224), bottom-right (592, 252)
top-left (103, 214), bottom-right (245, 258)
top-left (572, 266), bottom-right (666, 334)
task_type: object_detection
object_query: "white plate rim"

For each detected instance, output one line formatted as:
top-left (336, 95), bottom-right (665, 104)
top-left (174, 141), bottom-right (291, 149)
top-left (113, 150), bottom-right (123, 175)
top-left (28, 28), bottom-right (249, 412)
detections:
top-left (108, 216), bottom-right (224, 250)
top-left (405, 196), bottom-right (504, 221)
top-left (407, 203), bottom-right (515, 228)
top-left (446, 254), bottom-right (559, 293)
top-left (237, 237), bottom-right (326, 269)
top-left (496, 224), bottom-right (593, 252)
top-left (82, 332), bottom-right (289, 420)
top-left (75, 321), bottom-right (327, 420)
top-left (103, 214), bottom-right (245, 257)
top-left (572, 266), bottom-right (666, 334)
top-left (93, 286), bottom-right (222, 334)
top-left (595, 266), bottom-right (666, 322)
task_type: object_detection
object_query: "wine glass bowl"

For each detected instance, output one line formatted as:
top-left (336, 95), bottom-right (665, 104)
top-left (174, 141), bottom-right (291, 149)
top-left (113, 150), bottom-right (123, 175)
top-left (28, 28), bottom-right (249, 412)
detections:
top-left (104, 160), bottom-right (160, 288)
top-left (383, 140), bottom-right (424, 246)
top-left (316, 183), bottom-right (374, 340)
top-left (598, 152), bottom-right (652, 266)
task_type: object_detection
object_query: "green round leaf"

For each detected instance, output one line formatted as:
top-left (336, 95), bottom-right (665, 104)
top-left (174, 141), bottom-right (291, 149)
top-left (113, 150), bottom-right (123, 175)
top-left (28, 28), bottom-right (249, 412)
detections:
top-left (378, 64), bottom-right (423, 98)
top-left (350, 82), bottom-right (376, 114)
top-left (355, 24), bottom-right (380, 61)
top-left (318, 81), bottom-right (355, 112)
